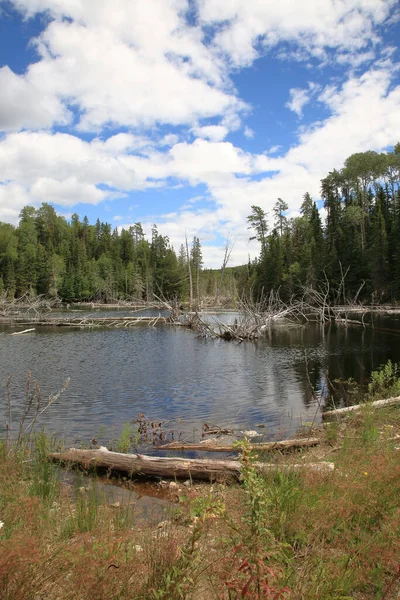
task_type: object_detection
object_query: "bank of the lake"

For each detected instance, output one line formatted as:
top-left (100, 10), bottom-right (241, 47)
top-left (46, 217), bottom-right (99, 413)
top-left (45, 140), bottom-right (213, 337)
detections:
top-left (2, 391), bottom-right (400, 599)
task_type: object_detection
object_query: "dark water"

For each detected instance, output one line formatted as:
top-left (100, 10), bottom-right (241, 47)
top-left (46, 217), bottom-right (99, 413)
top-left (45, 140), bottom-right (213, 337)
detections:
top-left (1, 312), bottom-right (400, 446)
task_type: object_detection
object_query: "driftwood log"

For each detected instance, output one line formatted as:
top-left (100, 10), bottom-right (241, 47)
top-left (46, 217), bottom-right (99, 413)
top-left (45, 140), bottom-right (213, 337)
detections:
top-left (322, 396), bottom-right (400, 420)
top-left (9, 328), bottom-right (35, 335)
top-left (158, 437), bottom-right (320, 453)
top-left (49, 448), bottom-right (334, 482)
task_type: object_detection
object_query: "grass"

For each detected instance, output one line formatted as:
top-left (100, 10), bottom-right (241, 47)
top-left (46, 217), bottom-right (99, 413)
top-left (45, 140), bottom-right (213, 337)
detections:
top-left (2, 363), bottom-right (400, 598)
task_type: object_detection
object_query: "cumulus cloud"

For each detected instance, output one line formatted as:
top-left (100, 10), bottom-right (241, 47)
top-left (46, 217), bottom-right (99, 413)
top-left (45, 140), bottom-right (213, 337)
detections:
top-left (30, 177), bottom-right (108, 207)
top-left (2, 0), bottom-right (245, 133)
top-left (0, 0), bottom-right (399, 266)
top-left (191, 125), bottom-right (229, 142)
top-left (0, 183), bottom-right (31, 224)
top-left (0, 65), bottom-right (69, 131)
top-left (198, 0), bottom-right (396, 66)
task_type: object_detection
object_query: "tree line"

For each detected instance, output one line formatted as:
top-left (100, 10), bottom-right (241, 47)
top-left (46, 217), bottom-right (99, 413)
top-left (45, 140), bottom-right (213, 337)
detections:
top-left (248, 144), bottom-right (400, 303)
top-left (0, 205), bottom-right (242, 303)
top-left (0, 143), bottom-right (399, 305)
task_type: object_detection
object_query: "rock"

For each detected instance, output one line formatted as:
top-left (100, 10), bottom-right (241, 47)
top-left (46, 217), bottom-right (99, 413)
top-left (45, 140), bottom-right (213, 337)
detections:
top-left (183, 480), bottom-right (192, 488)
top-left (241, 430), bottom-right (259, 438)
top-left (169, 481), bottom-right (179, 489)
top-left (135, 545), bottom-right (143, 553)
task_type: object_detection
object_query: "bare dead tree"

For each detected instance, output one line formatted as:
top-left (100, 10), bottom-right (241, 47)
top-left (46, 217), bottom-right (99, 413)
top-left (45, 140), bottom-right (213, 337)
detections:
top-left (185, 232), bottom-right (193, 311)
top-left (214, 233), bottom-right (235, 306)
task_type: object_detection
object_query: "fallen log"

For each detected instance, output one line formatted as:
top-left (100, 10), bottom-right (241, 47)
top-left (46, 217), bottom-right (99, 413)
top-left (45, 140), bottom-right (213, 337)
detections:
top-left (49, 447), bottom-right (334, 481)
top-left (9, 328), bottom-right (35, 335)
top-left (322, 396), bottom-right (400, 420)
top-left (158, 437), bottom-right (320, 453)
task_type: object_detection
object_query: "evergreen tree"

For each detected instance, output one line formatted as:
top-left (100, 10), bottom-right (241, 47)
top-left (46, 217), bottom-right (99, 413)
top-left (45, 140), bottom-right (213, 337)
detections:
top-left (273, 198), bottom-right (288, 236)
top-left (247, 205), bottom-right (268, 256)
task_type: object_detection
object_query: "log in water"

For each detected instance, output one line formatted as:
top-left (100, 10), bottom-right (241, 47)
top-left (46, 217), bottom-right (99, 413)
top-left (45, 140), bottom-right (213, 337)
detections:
top-left (49, 447), bottom-right (334, 481)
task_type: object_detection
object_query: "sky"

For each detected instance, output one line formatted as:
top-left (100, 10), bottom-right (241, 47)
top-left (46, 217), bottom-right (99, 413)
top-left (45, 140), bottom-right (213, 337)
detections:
top-left (0, 0), bottom-right (400, 267)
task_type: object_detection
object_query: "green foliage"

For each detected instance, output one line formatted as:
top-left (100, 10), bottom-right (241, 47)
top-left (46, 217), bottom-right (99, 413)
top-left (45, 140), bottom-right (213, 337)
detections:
top-left (248, 144), bottom-right (400, 303)
top-left (114, 422), bottom-right (135, 453)
top-left (29, 431), bottom-right (60, 508)
top-left (0, 203), bottom-right (242, 303)
top-left (368, 360), bottom-right (400, 399)
top-left (359, 408), bottom-right (380, 446)
top-left (72, 477), bottom-right (104, 534)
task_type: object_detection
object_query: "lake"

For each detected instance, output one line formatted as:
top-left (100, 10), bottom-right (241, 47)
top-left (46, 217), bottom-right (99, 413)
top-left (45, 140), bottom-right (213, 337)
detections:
top-left (1, 309), bottom-right (400, 447)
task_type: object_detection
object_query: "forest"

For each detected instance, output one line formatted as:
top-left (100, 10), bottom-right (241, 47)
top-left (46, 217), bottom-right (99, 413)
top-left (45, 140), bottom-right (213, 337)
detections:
top-left (0, 144), bottom-right (399, 305)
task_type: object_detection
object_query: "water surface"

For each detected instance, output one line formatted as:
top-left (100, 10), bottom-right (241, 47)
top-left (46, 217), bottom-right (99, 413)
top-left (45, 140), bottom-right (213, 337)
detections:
top-left (1, 312), bottom-right (400, 446)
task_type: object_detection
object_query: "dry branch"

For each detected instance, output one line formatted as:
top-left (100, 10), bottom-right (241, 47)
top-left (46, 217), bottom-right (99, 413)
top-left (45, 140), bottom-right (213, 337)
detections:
top-left (9, 328), bottom-right (35, 336)
top-left (158, 437), bottom-right (320, 453)
top-left (49, 448), bottom-right (334, 481)
top-left (322, 396), bottom-right (400, 420)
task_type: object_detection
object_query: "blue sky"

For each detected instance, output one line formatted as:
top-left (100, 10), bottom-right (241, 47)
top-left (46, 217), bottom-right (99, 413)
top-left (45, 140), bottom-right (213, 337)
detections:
top-left (0, 0), bottom-right (399, 266)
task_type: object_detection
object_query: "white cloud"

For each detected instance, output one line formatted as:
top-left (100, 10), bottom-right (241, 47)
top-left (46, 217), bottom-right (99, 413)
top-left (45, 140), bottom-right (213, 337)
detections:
top-left (199, 0), bottom-right (396, 67)
top-left (0, 183), bottom-right (31, 224)
top-left (30, 177), bottom-right (108, 207)
top-left (159, 134), bottom-right (180, 147)
top-left (191, 124), bottom-right (229, 142)
top-left (0, 65), bottom-right (69, 131)
top-left (267, 145), bottom-right (282, 155)
top-left (286, 82), bottom-right (322, 117)
top-left (286, 88), bottom-right (310, 117)
top-left (3, 0), bottom-right (245, 133)
top-left (244, 126), bottom-right (254, 139)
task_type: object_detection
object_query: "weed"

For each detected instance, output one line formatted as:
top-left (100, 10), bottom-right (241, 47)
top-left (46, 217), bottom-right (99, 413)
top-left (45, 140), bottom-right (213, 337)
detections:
top-left (368, 360), bottom-right (400, 400)
top-left (115, 422), bottom-right (134, 453)
top-left (325, 421), bottom-right (339, 444)
top-left (69, 475), bottom-right (105, 534)
top-left (29, 430), bottom-right (60, 508)
top-left (150, 493), bottom-right (225, 599)
top-left (360, 407), bottom-right (380, 446)
top-left (265, 471), bottom-right (303, 543)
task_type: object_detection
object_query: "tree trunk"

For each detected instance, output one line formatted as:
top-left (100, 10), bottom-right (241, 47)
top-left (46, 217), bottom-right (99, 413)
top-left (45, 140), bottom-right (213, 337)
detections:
top-left (185, 233), bottom-right (193, 310)
top-left (49, 448), bottom-right (334, 481)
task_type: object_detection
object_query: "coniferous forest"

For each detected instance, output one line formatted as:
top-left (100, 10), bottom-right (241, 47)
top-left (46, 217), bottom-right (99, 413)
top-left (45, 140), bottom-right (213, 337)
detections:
top-left (0, 144), bottom-right (399, 304)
